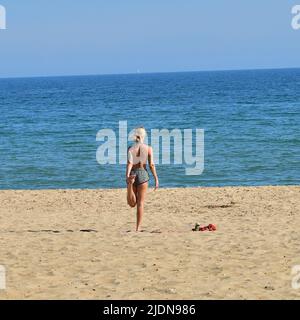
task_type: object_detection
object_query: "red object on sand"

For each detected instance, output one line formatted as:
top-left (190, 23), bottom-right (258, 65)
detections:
top-left (208, 224), bottom-right (217, 231)
top-left (199, 224), bottom-right (217, 231)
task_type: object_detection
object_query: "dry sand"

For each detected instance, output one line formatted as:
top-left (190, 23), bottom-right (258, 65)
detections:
top-left (0, 186), bottom-right (299, 300)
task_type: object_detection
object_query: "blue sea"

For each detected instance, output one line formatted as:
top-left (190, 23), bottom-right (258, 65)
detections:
top-left (0, 69), bottom-right (299, 190)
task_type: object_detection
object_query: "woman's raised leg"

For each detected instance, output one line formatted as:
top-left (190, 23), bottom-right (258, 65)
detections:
top-left (136, 182), bottom-right (148, 231)
top-left (127, 175), bottom-right (137, 207)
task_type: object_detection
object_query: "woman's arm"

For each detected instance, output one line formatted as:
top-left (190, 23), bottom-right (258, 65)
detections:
top-left (148, 146), bottom-right (159, 190)
top-left (126, 162), bottom-right (133, 179)
top-left (126, 148), bottom-right (134, 182)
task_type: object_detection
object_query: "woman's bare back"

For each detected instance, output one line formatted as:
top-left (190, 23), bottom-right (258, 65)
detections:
top-left (128, 143), bottom-right (150, 169)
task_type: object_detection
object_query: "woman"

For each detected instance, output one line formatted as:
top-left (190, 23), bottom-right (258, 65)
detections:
top-left (126, 127), bottom-right (159, 231)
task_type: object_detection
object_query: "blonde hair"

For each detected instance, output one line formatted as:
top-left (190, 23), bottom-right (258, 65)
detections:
top-left (134, 127), bottom-right (147, 143)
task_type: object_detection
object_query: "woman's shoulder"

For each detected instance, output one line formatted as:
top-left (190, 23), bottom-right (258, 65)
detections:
top-left (128, 143), bottom-right (152, 152)
top-left (141, 143), bottom-right (152, 151)
top-left (127, 143), bottom-right (137, 150)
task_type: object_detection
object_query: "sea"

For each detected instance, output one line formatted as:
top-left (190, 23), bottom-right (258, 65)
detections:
top-left (0, 68), bottom-right (299, 189)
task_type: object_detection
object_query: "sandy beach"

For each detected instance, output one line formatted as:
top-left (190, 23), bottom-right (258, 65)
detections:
top-left (0, 185), bottom-right (299, 300)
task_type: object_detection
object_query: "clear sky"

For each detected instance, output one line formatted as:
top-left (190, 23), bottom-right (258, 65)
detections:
top-left (0, 0), bottom-right (300, 78)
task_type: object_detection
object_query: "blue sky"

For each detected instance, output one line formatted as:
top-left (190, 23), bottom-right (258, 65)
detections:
top-left (0, 0), bottom-right (299, 77)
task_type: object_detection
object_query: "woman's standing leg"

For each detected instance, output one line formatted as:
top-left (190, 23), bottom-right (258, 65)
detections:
top-left (136, 182), bottom-right (148, 231)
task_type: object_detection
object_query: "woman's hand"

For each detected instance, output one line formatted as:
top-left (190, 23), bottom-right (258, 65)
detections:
top-left (154, 178), bottom-right (159, 191)
top-left (126, 175), bottom-right (136, 185)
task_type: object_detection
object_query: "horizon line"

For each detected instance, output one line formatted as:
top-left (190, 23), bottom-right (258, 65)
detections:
top-left (1, 66), bottom-right (300, 80)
